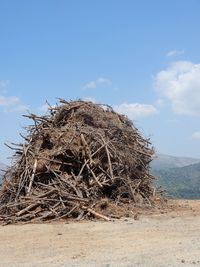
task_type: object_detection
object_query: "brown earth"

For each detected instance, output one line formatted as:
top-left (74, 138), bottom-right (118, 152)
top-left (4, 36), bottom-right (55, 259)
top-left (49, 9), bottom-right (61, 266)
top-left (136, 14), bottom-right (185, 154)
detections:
top-left (0, 200), bottom-right (200, 267)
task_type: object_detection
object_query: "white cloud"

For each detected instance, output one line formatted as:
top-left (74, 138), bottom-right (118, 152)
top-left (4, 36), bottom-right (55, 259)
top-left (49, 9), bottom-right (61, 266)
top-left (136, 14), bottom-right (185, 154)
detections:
top-left (4, 104), bottom-right (29, 113)
top-left (0, 80), bottom-right (9, 94)
top-left (114, 103), bottom-right (158, 120)
top-left (0, 80), bottom-right (9, 89)
top-left (83, 77), bottom-right (112, 89)
top-left (0, 81), bottom-right (28, 114)
top-left (14, 104), bottom-right (29, 112)
top-left (155, 61), bottom-right (200, 115)
top-left (39, 103), bottom-right (56, 113)
top-left (0, 94), bottom-right (27, 113)
top-left (40, 103), bottom-right (50, 113)
top-left (192, 131), bottom-right (200, 140)
top-left (166, 50), bottom-right (184, 57)
top-left (0, 95), bottom-right (19, 106)
top-left (155, 98), bottom-right (165, 108)
top-left (83, 97), bottom-right (96, 103)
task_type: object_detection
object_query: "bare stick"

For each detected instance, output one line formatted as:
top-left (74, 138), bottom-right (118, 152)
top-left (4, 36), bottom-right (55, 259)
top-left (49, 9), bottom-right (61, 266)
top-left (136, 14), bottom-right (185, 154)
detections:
top-left (86, 163), bottom-right (103, 188)
top-left (80, 133), bottom-right (93, 164)
top-left (77, 143), bottom-right (107, 179)
top-left (98, 134), bottom-right (114, 181)
top-left (16, 203), bottom-right (39, 217)
top-left (85, 207), bottom-right (110, 221)
top-left (105, 145), bottom-right (114, 181)
top-left (27, 159), bottom-right (38, 194)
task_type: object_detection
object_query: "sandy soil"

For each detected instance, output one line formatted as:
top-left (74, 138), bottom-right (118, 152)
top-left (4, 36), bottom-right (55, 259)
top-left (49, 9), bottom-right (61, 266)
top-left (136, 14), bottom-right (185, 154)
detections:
top-left (0, 200), bottom-right (200, 267)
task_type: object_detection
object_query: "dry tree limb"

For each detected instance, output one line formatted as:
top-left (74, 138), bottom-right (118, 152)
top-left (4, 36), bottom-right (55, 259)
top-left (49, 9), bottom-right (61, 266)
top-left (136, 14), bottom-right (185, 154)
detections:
top-left (80, 133), bottom-right (94, 164)
top-left (105, 145), bottom-right (114, 181)
top-left (27, 159), bottom-right (38, 193)
top-left (84, 207), bottom-right (110, 221)
top-left (77, 142), bottom-right (107, 179)
top-left (98, 134), bottom-right (114, 181)
top-left (86, 163), bottom-right (103, 188)
top-left (16, 202), bottom-right (40, 217)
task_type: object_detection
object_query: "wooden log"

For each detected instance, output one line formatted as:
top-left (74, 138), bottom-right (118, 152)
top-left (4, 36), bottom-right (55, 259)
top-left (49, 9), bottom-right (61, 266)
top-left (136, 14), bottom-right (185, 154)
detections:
top-left (86, 163), bottom-right (103, 188)
top-left (86, 207), bottom-right (110, 221)
top-left (16, 203), bottom-right (39, 217)
top-left (27, 159), bottom-right (38, 193)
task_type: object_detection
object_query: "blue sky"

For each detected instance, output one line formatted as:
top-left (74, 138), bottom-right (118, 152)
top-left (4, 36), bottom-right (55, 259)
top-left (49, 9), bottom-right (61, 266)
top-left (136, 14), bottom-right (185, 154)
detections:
top-left (1, 0), bottom-right (200, 163)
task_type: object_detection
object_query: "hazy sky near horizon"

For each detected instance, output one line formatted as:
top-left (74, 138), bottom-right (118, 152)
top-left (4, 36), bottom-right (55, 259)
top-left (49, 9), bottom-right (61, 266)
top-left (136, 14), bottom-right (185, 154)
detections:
top-left (1, 0), bottom-right (200, 163)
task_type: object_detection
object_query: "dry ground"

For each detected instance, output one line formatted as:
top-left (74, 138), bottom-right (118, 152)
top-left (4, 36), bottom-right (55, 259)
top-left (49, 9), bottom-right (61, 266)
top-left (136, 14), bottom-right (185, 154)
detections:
top-left (0, 200), bottom-right (200, 267)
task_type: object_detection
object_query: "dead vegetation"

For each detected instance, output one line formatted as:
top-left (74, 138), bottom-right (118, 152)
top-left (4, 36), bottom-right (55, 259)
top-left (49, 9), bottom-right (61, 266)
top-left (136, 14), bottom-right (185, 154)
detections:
top-left (0, 100), bottom-right (157, 224)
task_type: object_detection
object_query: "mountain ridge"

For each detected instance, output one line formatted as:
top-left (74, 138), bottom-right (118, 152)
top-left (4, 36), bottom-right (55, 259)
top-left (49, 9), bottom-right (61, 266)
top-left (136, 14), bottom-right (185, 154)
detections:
top-left (151, 153), bottom-right (200, 170)
top-left (153, 161), bottom-right (200, 199)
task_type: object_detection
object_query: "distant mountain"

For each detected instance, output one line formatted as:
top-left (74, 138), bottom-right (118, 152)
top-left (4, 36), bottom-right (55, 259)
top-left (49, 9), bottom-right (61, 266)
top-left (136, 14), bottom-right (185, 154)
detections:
top-left (153, 162), bottom-right (200, 199)
top-left (151, 153), bottom-right (200, 171)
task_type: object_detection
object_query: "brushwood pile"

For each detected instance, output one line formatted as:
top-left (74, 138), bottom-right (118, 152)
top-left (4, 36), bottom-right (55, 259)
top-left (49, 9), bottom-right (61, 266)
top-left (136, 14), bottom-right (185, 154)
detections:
top-left (0, 100), bottom-right (157, 224)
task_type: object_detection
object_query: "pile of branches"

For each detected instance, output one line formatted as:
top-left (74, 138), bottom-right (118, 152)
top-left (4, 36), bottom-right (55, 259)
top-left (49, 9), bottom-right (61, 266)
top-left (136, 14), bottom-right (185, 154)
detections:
top-left (0, 100), bottom-right (156, 224)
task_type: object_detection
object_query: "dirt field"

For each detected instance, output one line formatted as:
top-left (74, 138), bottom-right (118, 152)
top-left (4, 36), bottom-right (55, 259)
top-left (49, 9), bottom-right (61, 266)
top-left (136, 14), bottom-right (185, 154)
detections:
top-left (0, 200), bottom-right (200, 267)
